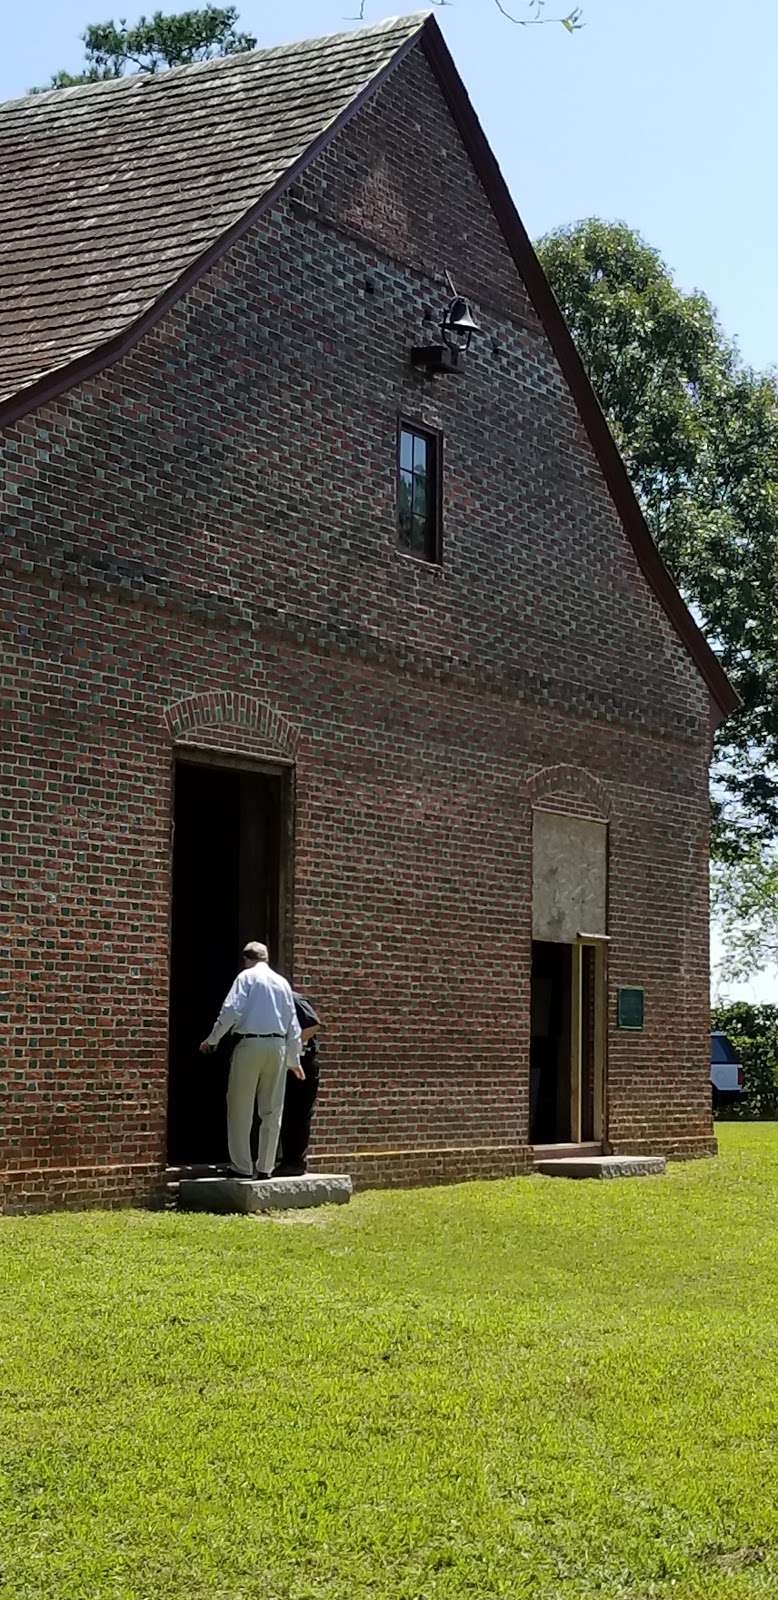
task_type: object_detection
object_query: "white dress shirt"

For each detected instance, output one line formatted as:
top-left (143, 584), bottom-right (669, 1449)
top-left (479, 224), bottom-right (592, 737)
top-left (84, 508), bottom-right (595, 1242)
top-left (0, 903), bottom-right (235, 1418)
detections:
top-left (206, 961), bottom-right (302, 1066)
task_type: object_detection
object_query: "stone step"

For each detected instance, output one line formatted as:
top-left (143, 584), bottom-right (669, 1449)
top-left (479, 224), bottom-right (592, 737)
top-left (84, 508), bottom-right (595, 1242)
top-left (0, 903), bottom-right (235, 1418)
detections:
top-left (534, 1154), bottom-right (666, 1180)
top-left (178, 1172), bottom-right (353, 1213)
top-left (532, 1142), bottom-right (602, 1163)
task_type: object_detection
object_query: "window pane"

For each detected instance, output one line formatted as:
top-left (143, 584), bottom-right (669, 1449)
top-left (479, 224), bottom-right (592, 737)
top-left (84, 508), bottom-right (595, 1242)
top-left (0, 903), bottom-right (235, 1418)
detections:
top-left (711, 1035), bottom-right (737, 1064)
top-left (397, 423), bottom-right (439, 562)
top-left (411, 515), bottom-right (429, 556)
top-left (412, 471), bottom-right (428, 518)
top-left (398, 472), bottom-right (413, 538)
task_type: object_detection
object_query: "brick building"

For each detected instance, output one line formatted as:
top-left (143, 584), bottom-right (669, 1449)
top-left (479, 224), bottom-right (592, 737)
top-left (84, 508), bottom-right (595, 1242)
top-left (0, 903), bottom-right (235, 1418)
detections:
top-left (1, 14), bottom-right (737, 1212)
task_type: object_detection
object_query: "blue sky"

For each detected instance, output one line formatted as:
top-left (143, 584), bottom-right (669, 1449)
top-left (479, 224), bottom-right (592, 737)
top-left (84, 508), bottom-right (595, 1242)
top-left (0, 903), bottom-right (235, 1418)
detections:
top-left (2, 0), bottom-right (775, 373)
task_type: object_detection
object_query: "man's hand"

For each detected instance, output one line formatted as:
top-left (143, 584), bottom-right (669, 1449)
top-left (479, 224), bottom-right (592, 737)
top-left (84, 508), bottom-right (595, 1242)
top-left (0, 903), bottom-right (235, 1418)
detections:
top-left (198, 1040), bottom-right (215, 1054)
top-left (289, 1062), bottom-right (306, 1080)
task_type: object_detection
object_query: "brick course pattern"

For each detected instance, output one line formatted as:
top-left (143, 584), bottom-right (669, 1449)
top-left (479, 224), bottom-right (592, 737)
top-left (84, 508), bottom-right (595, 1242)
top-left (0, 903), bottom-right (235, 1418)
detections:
top-left (1, 43), bottom-right (717, 1212)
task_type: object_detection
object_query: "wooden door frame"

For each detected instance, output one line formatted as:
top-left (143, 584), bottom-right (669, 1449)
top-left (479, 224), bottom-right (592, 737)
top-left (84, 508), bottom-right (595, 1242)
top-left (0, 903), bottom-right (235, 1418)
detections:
top-left (569, 935), bottom-right (608, 1144)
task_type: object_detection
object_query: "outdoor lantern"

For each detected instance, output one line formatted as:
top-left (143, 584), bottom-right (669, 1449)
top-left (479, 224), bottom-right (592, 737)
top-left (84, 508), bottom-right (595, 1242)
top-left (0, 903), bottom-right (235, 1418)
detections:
top-left (411, 282), bottom-right (482, 376)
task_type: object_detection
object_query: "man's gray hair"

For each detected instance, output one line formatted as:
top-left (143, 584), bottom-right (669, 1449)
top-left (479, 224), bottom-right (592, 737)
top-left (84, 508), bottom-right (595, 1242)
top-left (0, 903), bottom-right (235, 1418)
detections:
top-left (243, 941), bottom-right (269, 963)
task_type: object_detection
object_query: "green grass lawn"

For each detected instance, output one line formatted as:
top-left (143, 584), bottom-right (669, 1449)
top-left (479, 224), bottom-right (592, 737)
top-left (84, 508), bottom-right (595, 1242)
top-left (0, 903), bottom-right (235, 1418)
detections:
top-left (3, 1124), bottom-right (778, 1600)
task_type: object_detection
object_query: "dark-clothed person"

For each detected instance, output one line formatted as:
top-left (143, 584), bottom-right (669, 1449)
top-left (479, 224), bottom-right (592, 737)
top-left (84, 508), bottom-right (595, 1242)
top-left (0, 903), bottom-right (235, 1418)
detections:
top-left (275, 990), bottom-right (321, 1176)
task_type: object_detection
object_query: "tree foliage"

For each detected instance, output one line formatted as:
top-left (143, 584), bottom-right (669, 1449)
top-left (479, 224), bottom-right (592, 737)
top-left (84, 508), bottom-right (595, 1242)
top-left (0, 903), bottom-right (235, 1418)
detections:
top-left (537, 220), bottom-right (778, 860)
top-left (713, 847), bottom-right (778, 981)
top-left (39, 6), bottom-right (256, 90)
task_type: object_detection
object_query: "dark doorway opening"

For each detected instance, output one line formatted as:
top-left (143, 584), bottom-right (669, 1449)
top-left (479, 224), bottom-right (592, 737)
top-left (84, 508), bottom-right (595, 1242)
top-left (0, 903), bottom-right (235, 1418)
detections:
top-left (529, 940), bottom-right (572, 1144)
top-left (167, 757), bottom-right (290, 1166)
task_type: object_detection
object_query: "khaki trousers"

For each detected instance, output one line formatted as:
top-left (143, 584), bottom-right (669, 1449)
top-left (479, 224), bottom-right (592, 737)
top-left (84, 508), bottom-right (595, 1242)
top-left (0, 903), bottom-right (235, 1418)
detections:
top-left (227, 1036), bottom-right (287, 1176)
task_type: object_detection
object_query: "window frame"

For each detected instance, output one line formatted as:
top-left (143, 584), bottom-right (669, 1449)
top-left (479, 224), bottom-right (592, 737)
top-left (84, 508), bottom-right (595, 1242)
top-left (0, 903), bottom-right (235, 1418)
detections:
top-left (396, 417), bottom-right (443, 565)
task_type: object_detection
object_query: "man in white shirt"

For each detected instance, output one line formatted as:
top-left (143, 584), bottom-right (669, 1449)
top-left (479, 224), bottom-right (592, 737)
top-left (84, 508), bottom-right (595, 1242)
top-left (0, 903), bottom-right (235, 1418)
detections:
top-left (199, 941), bottom-right (303, 1179)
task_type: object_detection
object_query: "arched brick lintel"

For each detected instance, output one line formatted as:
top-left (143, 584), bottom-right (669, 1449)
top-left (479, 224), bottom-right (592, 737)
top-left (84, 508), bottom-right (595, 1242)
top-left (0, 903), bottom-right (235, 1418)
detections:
top-left (526, 763), bottom-right (611, 819)
top-left (163, 691), bottom-right (301, 757)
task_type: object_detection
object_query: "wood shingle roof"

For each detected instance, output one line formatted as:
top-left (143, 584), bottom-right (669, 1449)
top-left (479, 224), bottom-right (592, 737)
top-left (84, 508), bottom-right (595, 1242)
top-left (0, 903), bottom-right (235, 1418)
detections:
top-left (0, 13), bottom-right (427, 406)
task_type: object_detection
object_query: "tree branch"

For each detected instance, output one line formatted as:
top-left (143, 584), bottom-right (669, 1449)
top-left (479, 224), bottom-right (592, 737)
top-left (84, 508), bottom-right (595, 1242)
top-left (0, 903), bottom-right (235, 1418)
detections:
top-left (346, 0), bottom-right (583, 26)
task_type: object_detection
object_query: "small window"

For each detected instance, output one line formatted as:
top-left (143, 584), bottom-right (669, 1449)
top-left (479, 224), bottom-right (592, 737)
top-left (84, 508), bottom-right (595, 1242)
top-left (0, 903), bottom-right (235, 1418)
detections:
top-left (397, 422), bottom-right (441, 562)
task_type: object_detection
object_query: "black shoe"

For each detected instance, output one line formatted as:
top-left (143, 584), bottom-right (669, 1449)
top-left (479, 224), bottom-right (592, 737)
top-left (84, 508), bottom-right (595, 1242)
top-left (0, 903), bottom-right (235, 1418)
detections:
top-left (273, 1162), bottom-right (307, 1178)
top-left (224, 1165), bottom-right (253, 1180)
top-left (254, 1170), bottom-right (272, 1181)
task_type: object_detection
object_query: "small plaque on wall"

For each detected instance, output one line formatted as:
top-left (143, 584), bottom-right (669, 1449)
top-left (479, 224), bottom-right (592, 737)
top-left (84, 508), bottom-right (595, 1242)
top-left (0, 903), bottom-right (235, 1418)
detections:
top-left (617, 986), bottom-right (645, 1030)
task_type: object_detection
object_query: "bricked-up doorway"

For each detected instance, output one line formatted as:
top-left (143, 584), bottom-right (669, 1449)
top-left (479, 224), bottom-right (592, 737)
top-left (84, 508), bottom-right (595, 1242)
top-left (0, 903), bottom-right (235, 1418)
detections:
top-left (530, 808), bottom-right (608, 1146)
top-left (167, 756), bottom-right (292, 1165)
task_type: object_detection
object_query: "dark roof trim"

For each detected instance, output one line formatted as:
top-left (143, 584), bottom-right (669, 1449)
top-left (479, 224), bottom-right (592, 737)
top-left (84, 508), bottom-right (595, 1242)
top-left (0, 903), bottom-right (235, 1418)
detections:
top-left (419, 25), bottom-right (737, 723)
top-left (0, 14), bottom-right (737, 721)
top-left (0, 16), bottom-right (426, 433)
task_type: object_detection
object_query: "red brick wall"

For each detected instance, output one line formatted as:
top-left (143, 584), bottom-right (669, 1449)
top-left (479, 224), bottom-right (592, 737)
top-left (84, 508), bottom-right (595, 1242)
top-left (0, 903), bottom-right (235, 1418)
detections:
top-left (0, 41), bottom-right (715, 1211)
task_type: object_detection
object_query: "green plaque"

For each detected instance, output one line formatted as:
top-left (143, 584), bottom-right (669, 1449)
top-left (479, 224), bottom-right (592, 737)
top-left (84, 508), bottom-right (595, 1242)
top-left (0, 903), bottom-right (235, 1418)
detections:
top-left (617, 986), bottom-right (645, 1031)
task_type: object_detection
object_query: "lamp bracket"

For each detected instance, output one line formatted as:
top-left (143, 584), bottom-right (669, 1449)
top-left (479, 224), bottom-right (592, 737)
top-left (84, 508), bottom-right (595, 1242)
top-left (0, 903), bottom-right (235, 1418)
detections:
top-left (410, 344), bottom-right (466, 376)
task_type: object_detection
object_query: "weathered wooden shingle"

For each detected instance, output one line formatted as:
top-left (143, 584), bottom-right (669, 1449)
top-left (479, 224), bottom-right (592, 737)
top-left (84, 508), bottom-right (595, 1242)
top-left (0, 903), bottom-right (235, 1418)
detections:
top-left (0, 14), bottom-right (427, 405)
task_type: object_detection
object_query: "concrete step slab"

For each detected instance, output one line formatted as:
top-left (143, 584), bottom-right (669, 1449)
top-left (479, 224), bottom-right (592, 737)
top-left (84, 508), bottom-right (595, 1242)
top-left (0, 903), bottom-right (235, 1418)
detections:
top-left (178, 1173), bottom-right (352, 1213)
top-left (535, 1155), bottom-right (666, 1180)
top-left (532, 1142), bottom-right (603, 1161)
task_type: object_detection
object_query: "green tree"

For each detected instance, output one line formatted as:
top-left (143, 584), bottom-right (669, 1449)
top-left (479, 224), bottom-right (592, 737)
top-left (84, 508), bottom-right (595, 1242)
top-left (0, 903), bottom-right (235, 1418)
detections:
top-left (713, 847), bottom-right (778, 982)
top-left (39, 6), bottom-right (256, 89)
top-left (537, 220), bottom-right (778, 861)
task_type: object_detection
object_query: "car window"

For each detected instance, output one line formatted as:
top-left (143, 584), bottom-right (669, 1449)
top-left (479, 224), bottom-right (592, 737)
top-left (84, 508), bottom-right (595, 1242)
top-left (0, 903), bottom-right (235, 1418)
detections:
top-left (711, 1034), bottom-right (738, 1064)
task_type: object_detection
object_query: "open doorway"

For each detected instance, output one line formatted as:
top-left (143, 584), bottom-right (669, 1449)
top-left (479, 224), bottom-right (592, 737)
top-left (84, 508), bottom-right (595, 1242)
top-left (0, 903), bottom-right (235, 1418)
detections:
top-left (167, 756), bottom-right (291, 1166)
top-left (530, 941), bottom-right (572, 1143)
top-left (530, 939), bottom-right (606, 1146)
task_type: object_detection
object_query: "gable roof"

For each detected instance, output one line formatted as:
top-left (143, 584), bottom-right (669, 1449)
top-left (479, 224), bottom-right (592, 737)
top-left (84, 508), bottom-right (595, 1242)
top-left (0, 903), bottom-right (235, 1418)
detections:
top-left (0, 13), bottom-right (427, 409)
top-left (0, 13), bottom-right (737, 720)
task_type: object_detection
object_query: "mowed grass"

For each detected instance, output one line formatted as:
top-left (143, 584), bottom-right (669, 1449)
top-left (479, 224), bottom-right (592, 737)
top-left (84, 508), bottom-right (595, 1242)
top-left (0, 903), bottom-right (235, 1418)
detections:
top-left (2, 1127), bottom-right (778, 1600)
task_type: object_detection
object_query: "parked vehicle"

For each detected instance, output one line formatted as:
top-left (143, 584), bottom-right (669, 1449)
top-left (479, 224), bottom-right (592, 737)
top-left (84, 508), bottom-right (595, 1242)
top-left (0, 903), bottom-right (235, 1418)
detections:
top-left (710, 1031), bottom-right (744, 1107)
